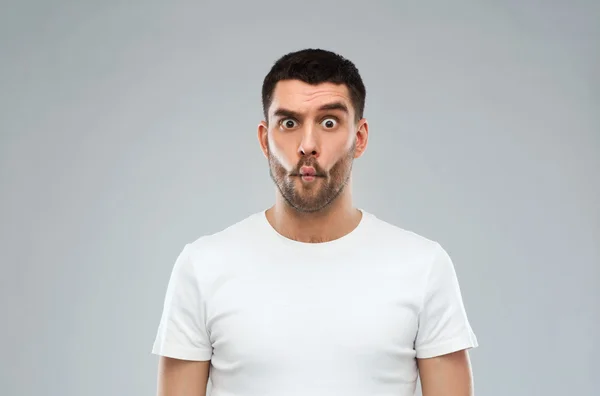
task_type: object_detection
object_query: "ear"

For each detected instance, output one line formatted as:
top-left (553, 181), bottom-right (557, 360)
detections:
top-left (353, 118), bottom-right (369, 159)
top-left (257, 120), bottom-right (269, 159)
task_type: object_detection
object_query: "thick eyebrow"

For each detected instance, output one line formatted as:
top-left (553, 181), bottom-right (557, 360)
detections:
top-left (272, 101), bottom-right (350, 120)
top-left (272, 108), bottom-right (301, 120)
top-left (317, 101), bottom-right (349, 114)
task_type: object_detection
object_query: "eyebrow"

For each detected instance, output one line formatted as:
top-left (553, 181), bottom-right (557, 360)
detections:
top-left (318, 101), bottom-right (349, 113)
top-left (272, 101), bottom-right (349, 119)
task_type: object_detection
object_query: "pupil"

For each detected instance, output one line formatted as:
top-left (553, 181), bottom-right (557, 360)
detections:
top-left (326, 121), bottom-right (333, 128)
top-left (286, 121), bottom-right (294, 128)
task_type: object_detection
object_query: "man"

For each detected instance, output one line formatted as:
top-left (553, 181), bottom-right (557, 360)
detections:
top-left (152, 48), bottom-right (478, 396)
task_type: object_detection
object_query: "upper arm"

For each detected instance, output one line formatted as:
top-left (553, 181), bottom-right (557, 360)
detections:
top-left (157, 356), bottom-right (211, 396)
top-left (414, 243), bottom-right (478, 358)
top-left (417, 349), bottom-right (474, 396)
top-left (152, 243), bottom-right (214, 393)
top-left (414, 244), bottom-right (478, 395)
top-left (152, 243), bottom-right (213, 360)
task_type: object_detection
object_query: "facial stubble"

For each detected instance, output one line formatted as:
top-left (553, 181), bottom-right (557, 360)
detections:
top-left (267, 140), bottom-right (356, 213)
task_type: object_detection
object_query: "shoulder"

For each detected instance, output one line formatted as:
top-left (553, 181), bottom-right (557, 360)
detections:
top-left (188, 211), bottom-right (264, 251)
top-left (361, 211), bottom-right (461, 292)
top-left (362, 210), bottom-right (443, 257)
top-left (177, 211), bottom-right (266, 275)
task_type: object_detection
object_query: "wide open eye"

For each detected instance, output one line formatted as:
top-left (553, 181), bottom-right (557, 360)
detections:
top-left (280, 118), bottom-right (299, 129)
top-left (321, 118), bottom-right (338, 129)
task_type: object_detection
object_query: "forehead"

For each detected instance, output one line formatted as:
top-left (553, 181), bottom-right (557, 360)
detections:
top-left (269, 80), bottom-right (353, 116)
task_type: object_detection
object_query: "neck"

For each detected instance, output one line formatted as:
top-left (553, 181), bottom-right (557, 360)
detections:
top-left (265, 185), bottom-right (362, 243)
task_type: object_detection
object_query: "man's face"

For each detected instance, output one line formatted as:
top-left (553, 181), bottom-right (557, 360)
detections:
top-left (259, 80), bottom-right (367, 213)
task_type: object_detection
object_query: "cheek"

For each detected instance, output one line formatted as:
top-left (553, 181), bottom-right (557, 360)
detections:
top-left (268, 134), bottom-right (296, 169)
top-left (321, 135), bottom-right (353, 169)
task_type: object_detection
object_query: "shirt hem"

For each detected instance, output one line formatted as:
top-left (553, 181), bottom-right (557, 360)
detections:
top-left (151, 342), bottom-right (213, 361)
top-left (415, 333), bottom-right (479, 359)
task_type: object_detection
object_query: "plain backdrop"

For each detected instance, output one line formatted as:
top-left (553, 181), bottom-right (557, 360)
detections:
top-left (1, 1), bottom-right (598, 395)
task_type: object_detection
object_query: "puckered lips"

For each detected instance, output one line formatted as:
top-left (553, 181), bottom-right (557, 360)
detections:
top-left (299, 166), bottom-right (319, 182)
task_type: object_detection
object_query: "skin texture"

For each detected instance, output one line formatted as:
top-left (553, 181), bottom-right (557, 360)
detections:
top-left (157, 357), bottom-right (210, 396)
top-left (417, 349), bottom-right (475, 396)
top-left (156, 78), bottom-right (474, 395)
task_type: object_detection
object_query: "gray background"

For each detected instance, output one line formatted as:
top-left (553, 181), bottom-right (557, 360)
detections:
top-left (1, 1), bottom-right (598, 395)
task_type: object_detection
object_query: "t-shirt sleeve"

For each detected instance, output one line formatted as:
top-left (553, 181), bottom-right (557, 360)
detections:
top-left (414, 243), bottom-right (478, 359)
top-left (151, 243), bottom-right (213, 361)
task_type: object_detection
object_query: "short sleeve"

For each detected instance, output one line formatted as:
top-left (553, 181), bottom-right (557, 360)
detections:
top-left (415, 243), bottom-right (478, 359)
top-left (152, 243), bottom-right (213, 361)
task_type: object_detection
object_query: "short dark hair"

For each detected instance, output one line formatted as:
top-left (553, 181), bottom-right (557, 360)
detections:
top-left (261, 48), bottom-right (366, 122)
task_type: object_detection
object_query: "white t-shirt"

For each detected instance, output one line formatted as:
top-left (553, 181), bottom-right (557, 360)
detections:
top-left (152, 209), bottom-right (478, 396)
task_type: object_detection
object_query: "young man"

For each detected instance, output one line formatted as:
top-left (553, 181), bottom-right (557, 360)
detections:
top-left (152, 49), bottom-right (478, 396)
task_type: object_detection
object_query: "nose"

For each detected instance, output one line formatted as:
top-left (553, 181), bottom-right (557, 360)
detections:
top-left (298, 126), bottom-right (319, 157)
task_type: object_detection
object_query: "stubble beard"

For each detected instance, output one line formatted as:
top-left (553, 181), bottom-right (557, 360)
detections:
top-left (267, 141), bottom-right (356, 213)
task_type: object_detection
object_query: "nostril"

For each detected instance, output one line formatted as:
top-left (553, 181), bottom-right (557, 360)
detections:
top-left (298, 148), bottom-right (317, 156)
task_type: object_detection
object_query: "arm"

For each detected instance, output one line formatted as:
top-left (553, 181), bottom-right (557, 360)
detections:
top-left (414, 244), bottom-right (478, 394)
top-left (152, 243), bottom-right (214, 395)
top-left (157, 357), bottom-right (210, 396)
top-left (417, 349), bottom-right (474, 396)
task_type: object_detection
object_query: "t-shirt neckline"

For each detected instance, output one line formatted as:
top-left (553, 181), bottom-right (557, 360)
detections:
top-left (256, 208), bottom-right (371, 251)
